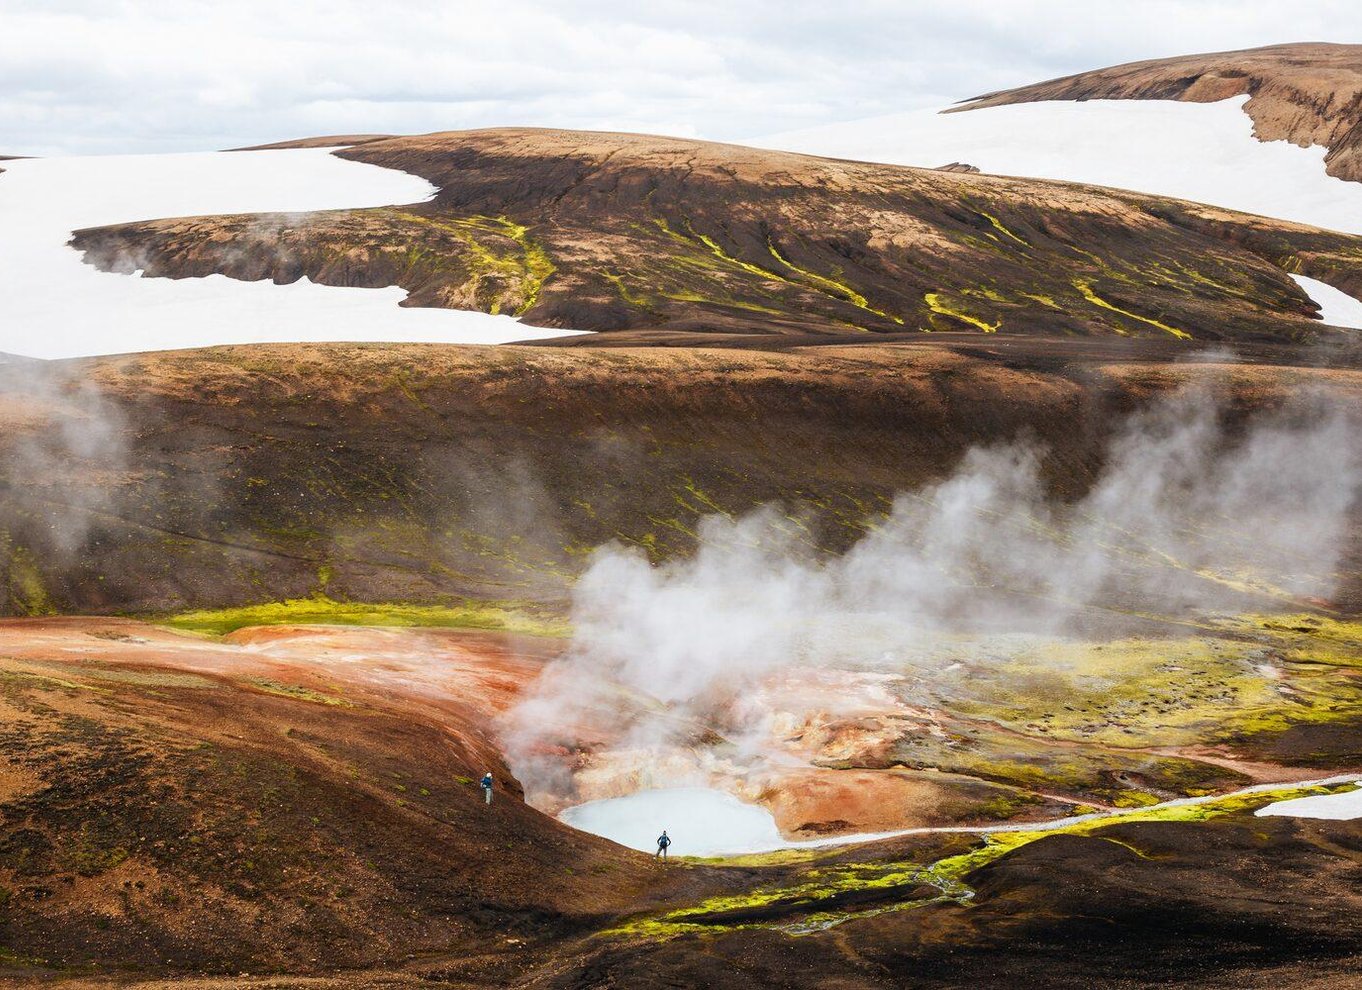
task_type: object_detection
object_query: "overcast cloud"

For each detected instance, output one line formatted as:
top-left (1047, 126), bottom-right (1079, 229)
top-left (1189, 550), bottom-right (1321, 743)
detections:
top-left (2, 1), bottom-right (1360, 156)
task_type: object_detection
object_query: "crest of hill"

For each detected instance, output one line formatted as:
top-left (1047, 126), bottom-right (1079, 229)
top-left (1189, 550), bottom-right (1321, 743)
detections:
top-left (226, 134), bottom-right (396, 151)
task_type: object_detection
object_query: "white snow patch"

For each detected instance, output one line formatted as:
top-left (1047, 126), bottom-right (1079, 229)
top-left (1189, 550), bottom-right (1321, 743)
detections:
top-left (1255, 784), bottom-right (1362, 821)
top-left (1290, 274), bottom-right (1362, 330)
top-left (0, 148), bottom-right (587, 359)
top-left (560, 787), bottom-right (787, 856)
top-left (754, 97), bottom-right (1362, 236)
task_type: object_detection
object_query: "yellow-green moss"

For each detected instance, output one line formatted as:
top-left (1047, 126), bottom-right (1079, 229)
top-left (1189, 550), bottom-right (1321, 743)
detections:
top-left (925, 291), bottom-right (1000, 333)
top-left (602, 270), bottom-right (654, 309)
top-left (0, 668), bottom-right (106, 694)
top-left (244, 678), bottom-right (353, 707)
top-left (495, 214), bottom-right (557, 312)
top-left (7, 547), bottom-right (54, 617)
top-left (1110, 790), bottom-right (1162, 809)
top-left (9, 660), bottom-right (216, 691)
top-left (153, 596), bottom-right (568, 638)
top-left (945, 626), bottom-right (1362, 756)
top-left (1019, 292), bottom-right (1061, 309)
top-left (649, 215), bottom-right (898, 327)
top-left (1074, 279), bottom-right (1191, 340)
top-left (690, 226), bottom-right (781, 282)
top-left (391, 211), bottom-right (554, 315)
top-left (61, 824), bottom-right (129, 877)
top-left (767, 240), bottom-right (904, 325)
top-left (1217, 613), bottom-right (1362, 665)
top-left (974, 209), bottom-right (1029, 247)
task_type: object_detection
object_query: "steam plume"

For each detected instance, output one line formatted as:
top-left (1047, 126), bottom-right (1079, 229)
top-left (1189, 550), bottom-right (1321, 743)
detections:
top-left (502, 382), bottom-right (1362, 807)
top-left (0, 361), bottom-right (129, 560)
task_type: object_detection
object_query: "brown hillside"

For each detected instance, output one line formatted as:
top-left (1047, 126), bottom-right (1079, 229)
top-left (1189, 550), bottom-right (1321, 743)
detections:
top-left (70, 127), bottom-right (1362, 342)
top-left (226, 135), bottom-right (395, 152)
top-left (3, 338), bottom-right (1361, 619)
top-left (0, 618), bottom-right (730, 977)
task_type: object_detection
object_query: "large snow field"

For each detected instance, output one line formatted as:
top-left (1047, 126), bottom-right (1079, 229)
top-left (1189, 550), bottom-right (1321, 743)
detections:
top-left (755, 97), bottom-right (1362, 237)
top-left (0, 148), bottom-right (587, 359)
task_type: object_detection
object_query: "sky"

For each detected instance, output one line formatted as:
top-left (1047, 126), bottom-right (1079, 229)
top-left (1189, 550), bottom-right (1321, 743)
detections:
top-left (2, 0), bottom-right (1360, 157)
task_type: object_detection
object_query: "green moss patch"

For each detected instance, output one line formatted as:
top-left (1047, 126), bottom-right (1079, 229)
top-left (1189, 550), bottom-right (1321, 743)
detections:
top-left (244, 678), bottom-right (353, 707)
top-left (153, 596), bottom-right (568, 638)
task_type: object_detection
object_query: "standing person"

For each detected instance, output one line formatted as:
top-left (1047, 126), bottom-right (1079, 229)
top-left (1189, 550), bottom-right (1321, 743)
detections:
top-left (655, 829), bottom-right (671, 860)
top-left (480, 771), bottom-right (494, 805)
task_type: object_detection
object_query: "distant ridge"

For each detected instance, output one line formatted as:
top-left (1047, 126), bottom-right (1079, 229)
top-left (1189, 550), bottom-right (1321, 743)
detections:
top-left (225, 134), bottom-right (394, 152)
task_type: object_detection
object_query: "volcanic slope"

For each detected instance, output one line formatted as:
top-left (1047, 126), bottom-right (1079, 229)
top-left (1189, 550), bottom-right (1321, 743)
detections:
top-left (957, 42), bottom-right (1362, 183)
top-left (3, 618), bottom-right (1362, 988)
top-left (69, 128), bottom-right (1362, 342)
top-left (0, 618), bottom-right (734, 978)
top-left (7, 339), bottom-right (1362, 619)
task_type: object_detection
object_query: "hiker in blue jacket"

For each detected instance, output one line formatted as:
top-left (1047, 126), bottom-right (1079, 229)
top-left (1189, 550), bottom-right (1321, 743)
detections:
top-left (481, 771), bottom-right (494, 805)
top-left (656, 829), bottom-right (671, 860)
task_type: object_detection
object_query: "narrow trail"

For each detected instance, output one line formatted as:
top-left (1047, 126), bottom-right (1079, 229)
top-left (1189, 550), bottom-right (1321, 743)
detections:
top-left (1149, 745), bottom-right (1326, 784)
top-left (730, 771), bottom-right (1362, 855)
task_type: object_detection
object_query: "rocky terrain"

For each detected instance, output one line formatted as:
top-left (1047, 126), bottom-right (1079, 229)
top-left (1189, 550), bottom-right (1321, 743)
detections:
top-left (956, 43), bottom-right (1362, 184)
top-left (70, 128), bottom-right (1362, 342)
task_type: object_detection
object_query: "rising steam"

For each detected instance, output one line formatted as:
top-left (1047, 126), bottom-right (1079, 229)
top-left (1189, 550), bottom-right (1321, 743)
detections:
top-left (502, 382), bottom-right (1362, 808)
top-left (0, 361), bottom-right (130, 559)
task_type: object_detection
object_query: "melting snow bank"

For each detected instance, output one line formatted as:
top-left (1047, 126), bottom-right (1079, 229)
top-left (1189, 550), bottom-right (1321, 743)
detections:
top-left (1291, 274), bottom-right (1362, 330)
top-left (1256, 783), bottom-right (1362, 821)
top-left (753, 97), bottom-right (1362, 236)
top-left (0, 149), bottom-right (588, 359)
top-left (561, 775), bottom-right (1362, 857)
